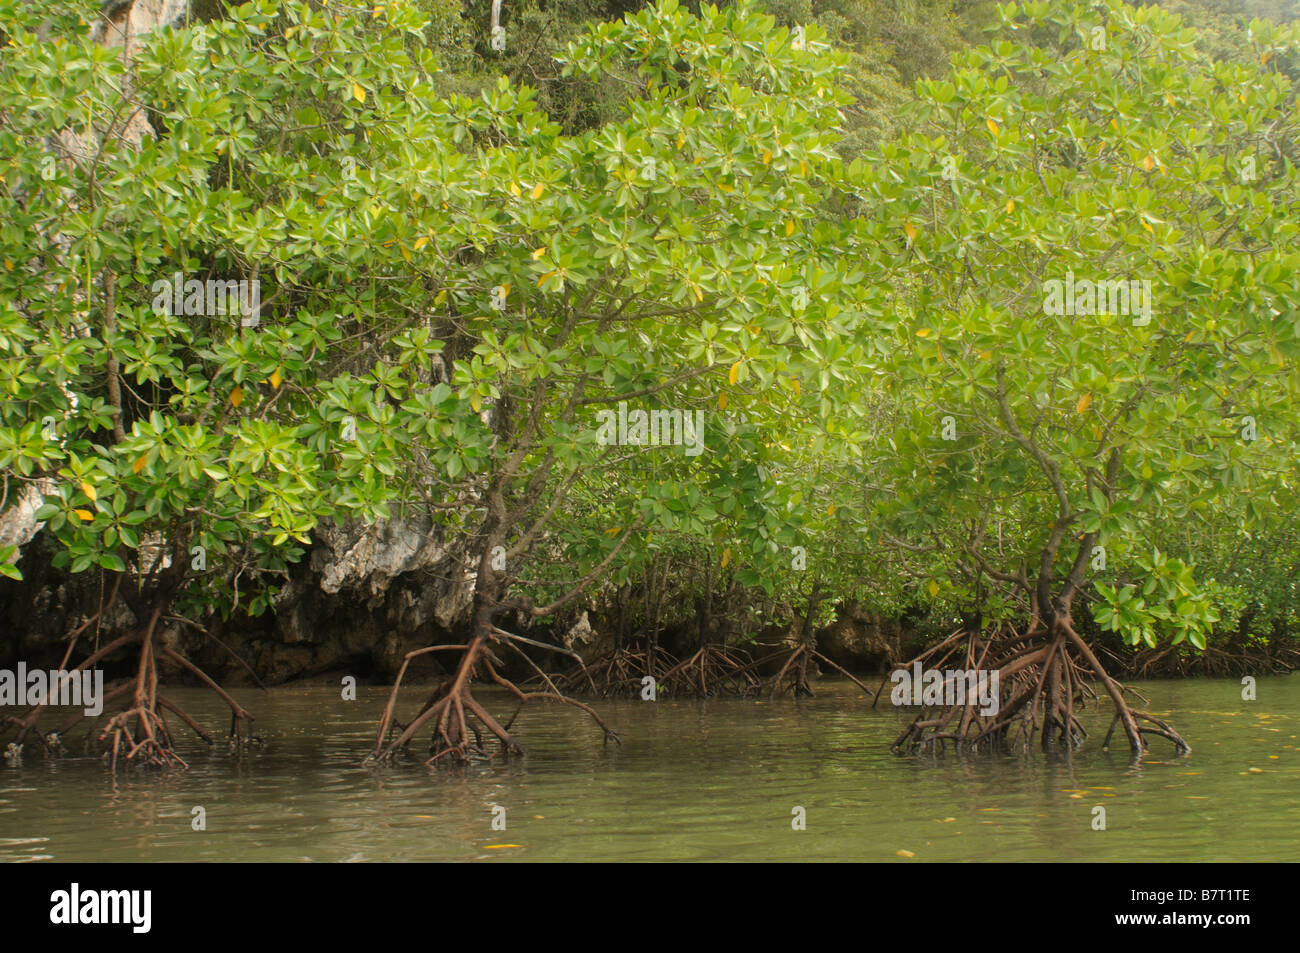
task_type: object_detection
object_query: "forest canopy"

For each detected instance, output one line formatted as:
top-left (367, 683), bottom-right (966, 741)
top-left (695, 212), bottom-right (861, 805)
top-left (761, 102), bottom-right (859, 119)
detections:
top-left (1, 0), bottom-right (1298, 764)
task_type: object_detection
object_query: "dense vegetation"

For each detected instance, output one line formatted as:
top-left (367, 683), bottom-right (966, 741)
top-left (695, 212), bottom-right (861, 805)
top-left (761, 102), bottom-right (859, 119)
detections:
top-left (1, 0), bottom-right (1297, 766)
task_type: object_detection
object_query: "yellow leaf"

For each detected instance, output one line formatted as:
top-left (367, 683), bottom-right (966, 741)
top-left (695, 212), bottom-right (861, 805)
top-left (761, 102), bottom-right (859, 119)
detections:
top-left (1142, 219), bottom-right (1153, 234)
top-left (896, 849), bottom-right (916, 858)
top-left (531, 182), bottom-right (545, 200)
top-left (531, 246), bottom-right (546, 260)
top-left (718, 392), bottom-right (728, 410)
top-left (1261, 49), bottom-right (1272, 64)
top-left (928, 580), bottom-right (939, 598)
top-left (904, 221), bottom-right (918, 241)
top-left (827, 503), bottom-right (836, 516)
top-left (132, 455), bottom-right (148, 475)
top-left (229, 386), bottom-right (243, 407)
top-left (413, 236), bottom-right (429, 251)
top-left (986, 118), bottom-right (999, 138)
top-left (434, 289), bottom-right (448, 306)
top-left (74, 509), bottom-right (94, 522)
top-left (915, 328), bottom-right (931, 338)
top-left (692, 283), bottom-right (703, 303)
top-left (676, 133), bottom-right (685, 149)
top-left (509, 181), bottom-right (521, 198)
top-left (372, 4), bottom-right (384, 16)
top-left (483, 844), bottom-right (523, 849)
top-left (605, 526), bottom-right (621, 537)
top-left (352, 82), bottom-right (365, 103)
top-left (80, 481), bottom-right (96, 502)
top-left (979, 349), bottom-right (992, 360)
top-left (497, 284), bottom-right (510, 300)
top-left (1076, 392), bottom-right (1092, 414)
top-left (762, 149), bottom-right (772, 164)
top-left (799, 160), bottom-right (807, 177)
top-left (270, 368), bottom-right (283, 389)
top-left (791, 378), bottom-right (801, 396)
top-left (471, 393), bottom-right (482, 413)
top-left (720, 547), bottom-right (732, 568)
top-left (316, 197), bottom-right (326, 207)
top-left (729, 361), bottom-right (741, 386)
top-left (1142, 154), bottom-right (1155, 172)
top-left (537, 270), bottom-right (556, 288)
top-left (785, 219), bottom-right (795, 236)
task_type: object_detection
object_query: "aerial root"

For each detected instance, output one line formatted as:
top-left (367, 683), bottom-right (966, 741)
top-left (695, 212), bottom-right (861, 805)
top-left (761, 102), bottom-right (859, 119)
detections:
top-left (890, 620), bottom-right (1189, 758)
top-left (369, 629), bottom-right (620, 767)
top-left (658, 644), bottom-right (764, 698)
top-left (0, 606), bottom-right (256, 770)
top-left (548, 645), bottom-right (679, 698)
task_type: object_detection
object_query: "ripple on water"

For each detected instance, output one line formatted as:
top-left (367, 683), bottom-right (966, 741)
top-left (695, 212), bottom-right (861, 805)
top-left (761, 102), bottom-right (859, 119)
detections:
top-left (0, 678), bottom-right (1297, 861)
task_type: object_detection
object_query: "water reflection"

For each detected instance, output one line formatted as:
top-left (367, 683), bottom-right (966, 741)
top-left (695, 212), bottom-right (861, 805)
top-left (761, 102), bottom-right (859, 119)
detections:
top-left (0, 678), bottom-right (1296, 861)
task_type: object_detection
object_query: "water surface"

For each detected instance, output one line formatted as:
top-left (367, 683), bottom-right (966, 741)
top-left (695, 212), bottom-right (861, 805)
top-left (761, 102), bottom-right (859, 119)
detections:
top-left (1, 677), bottom-right (1296, 861)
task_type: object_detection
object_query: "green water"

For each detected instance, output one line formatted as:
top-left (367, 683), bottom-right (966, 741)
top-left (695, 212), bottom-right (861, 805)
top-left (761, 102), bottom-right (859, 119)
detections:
top-left (2, 677), bottom-right (1297, 861)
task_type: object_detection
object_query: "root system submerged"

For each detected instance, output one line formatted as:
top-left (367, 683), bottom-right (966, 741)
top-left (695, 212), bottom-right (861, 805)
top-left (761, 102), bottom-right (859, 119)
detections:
top-left (370, 626), bottom-right (621, 767)
top-left (0, 604), bottom-right (257, 770)
top-left (889, 620), bottom-right (1190, 758)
